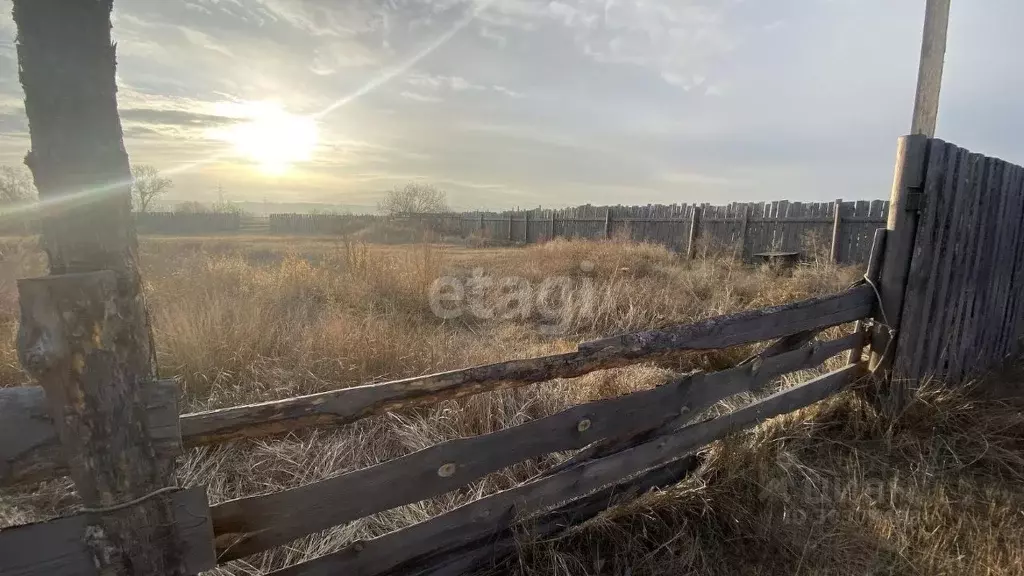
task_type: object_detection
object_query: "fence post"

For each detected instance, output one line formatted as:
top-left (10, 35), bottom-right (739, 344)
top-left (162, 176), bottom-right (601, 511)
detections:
top-left (12, 1), bottom-right (208, 573)
top-left (524, 210), bottom-right (530, 242)
top-left (847, 228), bottom-right (888, 365)
top-left (508, 211), bottom-right (513, 242)
top-left (604, 208), bottom-right (612, 239)
top-left (686, 204), bottom-right (701, 259)
top-left (869, 135), bottom-right (930, 378)
top-left (551, 210), bottom-right (557, 240)
top-left (738, 204), bottom-right (749, 261)
top-left (830, 198), bottom-right (843, 263)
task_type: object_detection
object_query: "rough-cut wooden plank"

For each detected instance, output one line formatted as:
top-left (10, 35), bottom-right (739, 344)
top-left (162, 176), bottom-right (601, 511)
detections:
top-left (977, 160), bottom-right (1018, 364)
top-left (996, 165), bottom-right (1024, 357)
top-left (871, 134), bottom-right (929, 374)
top-left (555, 332), bottom-right (862, 475)
top-left (580, 284), bottom-right (872, 355)
top-left (738, 203), bottom-right (750, 260)
top-left (944, 153), bottom-right (987, 380)
top-left (968, 157), bottom-right (1007, 370)
top-left (686, 204), bottom-right (700, 259)
top-left (830, 198), bottom-right (843, 262)
top-left (414, 455), bottom-right (704, 576)
top-left (271, 363), bottom-right (864, 576)
top-left (211, 333), bottom-right (859, 560)
top-left (894, 140), bottom-right (955, 379)
top-left (0, 381), bottom-right (181, 487)
top-left (181, 285), bottom-right (871, 447)
top-left (0, 487), bottom-right (215, 576)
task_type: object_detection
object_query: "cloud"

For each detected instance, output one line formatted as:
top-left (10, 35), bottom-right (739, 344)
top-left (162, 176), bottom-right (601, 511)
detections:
top-left (400, 91), bottom-right (444, 103)
top-left (0, 0), bottom-right (1023, 210)
top-left (119, 108), bottom-right (239, 128)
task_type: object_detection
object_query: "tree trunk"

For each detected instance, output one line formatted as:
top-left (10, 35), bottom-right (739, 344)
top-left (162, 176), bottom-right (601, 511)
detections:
top-left (13, 1), bottom-right (185, 573)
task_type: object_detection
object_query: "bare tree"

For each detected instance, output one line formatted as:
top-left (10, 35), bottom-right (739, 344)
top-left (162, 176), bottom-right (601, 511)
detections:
top-left (0, 165), bottom-right (37, 203)
top-left (131, 164), bottom-right (172, 213)
top-left (378, 182), bottom-right (450, 215)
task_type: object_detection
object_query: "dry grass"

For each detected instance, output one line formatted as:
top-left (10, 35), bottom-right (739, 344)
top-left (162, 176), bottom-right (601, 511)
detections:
top-left (0, 235), bottom-right (1020, 576)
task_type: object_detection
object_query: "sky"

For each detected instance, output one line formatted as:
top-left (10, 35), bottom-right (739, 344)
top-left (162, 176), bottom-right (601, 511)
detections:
top-left (1, 0), bottom-right (1023, 211)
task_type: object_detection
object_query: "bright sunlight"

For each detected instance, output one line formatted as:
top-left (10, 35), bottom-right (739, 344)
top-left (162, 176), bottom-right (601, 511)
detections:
top-left (210, 101), bottom-right (318, 175)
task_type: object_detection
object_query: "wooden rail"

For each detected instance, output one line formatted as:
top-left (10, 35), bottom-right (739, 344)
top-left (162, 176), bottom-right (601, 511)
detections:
top-left (212, 333), bottom-right (862, 560)
top-left (1, 285), bottom-right (872, 488)
top-left (0, 284), bottom-right (872, 488)
top-left (270, 362), bottom-right (865, 576)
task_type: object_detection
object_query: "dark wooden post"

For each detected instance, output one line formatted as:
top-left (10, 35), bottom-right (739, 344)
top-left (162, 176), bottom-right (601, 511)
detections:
top-left (550, 210), bottom-right (556, 240)
top-left (847, 228), bottom-right (888, 365)
top-left (738, 204), bottom-right (750, 261)
top-left (830, 198), bottom-right (843, 263)
top-left (508, 211), bottom-right (513, 242)
top-left (604, 208), bottom-right (612, 239)
top-left (12, 0), bottom-right (202, 573)
top-left (686, 204), bottom-right (701, 259)
top-left (869, 135), bottom-right (929, 375)
top-left (524, 210), bottom-right (530, 243)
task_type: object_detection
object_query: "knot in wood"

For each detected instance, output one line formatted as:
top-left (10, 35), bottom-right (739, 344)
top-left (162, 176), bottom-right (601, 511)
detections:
top-left (437, 462), bottom-right (456, 477)
top-left (576, 418), bottom-right (592, 432)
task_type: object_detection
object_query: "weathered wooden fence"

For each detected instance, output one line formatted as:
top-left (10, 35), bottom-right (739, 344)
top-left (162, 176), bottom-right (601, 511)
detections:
top-left (1, 282), bottom-right (875, 575)
top-left (443, 202), bottom-right (888, 264)
top-left (3, 134), bottom-right (1024, 576)
top-left (270, 201), bottom-right (889, 264)
top-left (889, 136), bottom-right (1024, 381)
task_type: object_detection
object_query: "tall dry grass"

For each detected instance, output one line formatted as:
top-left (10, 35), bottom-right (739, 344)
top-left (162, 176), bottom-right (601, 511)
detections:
top-left (0, 235), bottom-right (1020, 576)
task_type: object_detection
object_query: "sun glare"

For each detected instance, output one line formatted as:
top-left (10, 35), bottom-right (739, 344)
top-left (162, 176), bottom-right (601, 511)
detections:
top-left (212, 101), bottom-right (318, 175)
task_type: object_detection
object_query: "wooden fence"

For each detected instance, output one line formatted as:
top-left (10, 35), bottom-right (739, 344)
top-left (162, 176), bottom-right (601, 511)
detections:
top-left (891, 137), bottom-right (1024, 381)
top-left (2, 135), bottom-right (1023, 576)
top-left (270, 201), bottom-right (889, 264)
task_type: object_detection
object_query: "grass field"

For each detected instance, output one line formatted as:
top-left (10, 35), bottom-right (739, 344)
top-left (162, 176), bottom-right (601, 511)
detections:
top-left (1, 235), bottom-right (1022, 575)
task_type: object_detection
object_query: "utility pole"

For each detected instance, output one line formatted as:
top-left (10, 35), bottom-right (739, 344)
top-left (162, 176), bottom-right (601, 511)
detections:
top-left (910, 0), bottom-right (952, 137)
top-left (871, 0), bottom-right (953, 381)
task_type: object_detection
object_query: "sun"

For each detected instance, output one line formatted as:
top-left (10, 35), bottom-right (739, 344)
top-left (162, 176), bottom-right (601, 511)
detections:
top-left (213, 102), bottom-right (318, 175)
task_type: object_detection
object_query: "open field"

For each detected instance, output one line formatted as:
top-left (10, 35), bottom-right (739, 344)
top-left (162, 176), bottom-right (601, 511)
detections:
top-left (1, 236), bottom-right (1022, 575)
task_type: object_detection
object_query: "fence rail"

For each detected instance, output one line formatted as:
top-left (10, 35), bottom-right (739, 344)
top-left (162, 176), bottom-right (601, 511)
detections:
top-left (5, 134), bottom-right (1024, 576)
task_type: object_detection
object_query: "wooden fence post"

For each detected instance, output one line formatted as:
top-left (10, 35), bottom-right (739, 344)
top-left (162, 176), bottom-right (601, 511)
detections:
top-left (524, 210), bottom-right (530, 243)
top-left (508, 211), bottom-right (513, 242)
top-left (738, 204), bottom-right (750, 261)
top-left (12, 0), bottom-right (210, 573)
top-left (550, 210), bottom-right (556, 240)
top-left (604, 208), bottom-right (612, 239)
top-left (686, 204), bottom-right (701, 259)
top-left (869, 135), bottom-right (930, 376)
top-left (830, 198), bottom-right (843, 263)
top-left (847, 228), bottom-right (888, 365)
